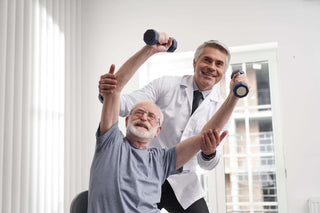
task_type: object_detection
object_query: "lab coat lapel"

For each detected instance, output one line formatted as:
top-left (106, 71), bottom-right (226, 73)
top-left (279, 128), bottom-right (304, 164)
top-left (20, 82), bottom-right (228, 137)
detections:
top-left (185, 87), bottom-right (221, 138)
top-left (180, 76), bottom-right (222, 141)
top-left (180, 76), bottom-right (194, 115)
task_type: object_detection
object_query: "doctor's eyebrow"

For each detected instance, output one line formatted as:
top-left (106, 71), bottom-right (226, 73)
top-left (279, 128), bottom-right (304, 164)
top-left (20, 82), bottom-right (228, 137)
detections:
top-left (203, 56), bottom-right (224, 67)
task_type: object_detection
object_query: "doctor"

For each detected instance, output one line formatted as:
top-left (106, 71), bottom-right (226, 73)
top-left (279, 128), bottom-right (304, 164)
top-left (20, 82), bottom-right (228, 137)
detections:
top-left (99, 39), bottom-right (248, 212)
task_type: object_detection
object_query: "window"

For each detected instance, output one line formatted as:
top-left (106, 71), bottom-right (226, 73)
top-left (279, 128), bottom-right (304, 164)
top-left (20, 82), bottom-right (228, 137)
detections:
top-left (0, 0), bottom-right (80, 212)
top-left (222, 60), bottom-right (279, 212)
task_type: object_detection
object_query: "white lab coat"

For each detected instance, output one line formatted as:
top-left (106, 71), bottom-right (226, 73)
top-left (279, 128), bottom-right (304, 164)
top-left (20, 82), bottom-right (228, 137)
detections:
top-left (119, 75), bottom-right (229, 209)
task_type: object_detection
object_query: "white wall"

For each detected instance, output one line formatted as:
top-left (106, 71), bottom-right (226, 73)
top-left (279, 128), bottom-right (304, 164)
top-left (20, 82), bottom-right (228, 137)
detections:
top-left (81, 0), bottom-right (320, 212)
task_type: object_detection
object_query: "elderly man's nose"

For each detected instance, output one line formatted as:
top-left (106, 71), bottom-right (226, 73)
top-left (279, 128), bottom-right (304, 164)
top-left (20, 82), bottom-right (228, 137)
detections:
top-left (140, 112), bottom-right (148, 120)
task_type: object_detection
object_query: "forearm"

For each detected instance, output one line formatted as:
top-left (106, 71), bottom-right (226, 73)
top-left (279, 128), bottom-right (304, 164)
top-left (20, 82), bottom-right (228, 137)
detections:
top-left (201, 92), bottom-right (238, 133)
top-left (99, 46), bottom-right (156, 135)
top-left (99, 92), bottom-right (120, 136)
top-left (175, 135), bottom-right (202, 169)
top-left (115, 45), bottom-right (156, 92)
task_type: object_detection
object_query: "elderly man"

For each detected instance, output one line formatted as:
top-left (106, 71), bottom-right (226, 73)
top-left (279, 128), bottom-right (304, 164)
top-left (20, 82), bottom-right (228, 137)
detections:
top-left (89, 33), bottom-right (246, 212)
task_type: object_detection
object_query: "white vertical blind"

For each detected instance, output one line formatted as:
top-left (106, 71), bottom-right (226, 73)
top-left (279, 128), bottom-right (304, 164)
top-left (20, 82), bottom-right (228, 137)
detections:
top-left (0, 0), bottom-right (81, 212)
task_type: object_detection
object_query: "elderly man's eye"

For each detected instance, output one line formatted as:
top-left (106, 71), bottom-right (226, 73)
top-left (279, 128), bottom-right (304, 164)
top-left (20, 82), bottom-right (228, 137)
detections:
top-left (148, 113), bottom-right (157, 120)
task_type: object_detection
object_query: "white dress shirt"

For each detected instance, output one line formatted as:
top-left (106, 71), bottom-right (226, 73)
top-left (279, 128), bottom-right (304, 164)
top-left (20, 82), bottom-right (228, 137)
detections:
top-left (119, 75), bottom-right (229, 209)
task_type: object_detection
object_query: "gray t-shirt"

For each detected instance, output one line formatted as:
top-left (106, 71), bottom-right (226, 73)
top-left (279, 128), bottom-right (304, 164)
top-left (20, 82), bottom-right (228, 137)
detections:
top-left (88, 122), bottom-right (179, 213)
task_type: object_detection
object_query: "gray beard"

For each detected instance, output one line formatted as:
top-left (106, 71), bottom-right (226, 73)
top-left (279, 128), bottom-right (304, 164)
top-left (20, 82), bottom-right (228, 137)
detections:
top-left (126, 120), bottom-right (158, 140)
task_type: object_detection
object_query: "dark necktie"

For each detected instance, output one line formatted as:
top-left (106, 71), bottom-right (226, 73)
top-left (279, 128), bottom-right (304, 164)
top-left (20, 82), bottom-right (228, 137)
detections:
top-left (191, 90), bottom-right (203, 115)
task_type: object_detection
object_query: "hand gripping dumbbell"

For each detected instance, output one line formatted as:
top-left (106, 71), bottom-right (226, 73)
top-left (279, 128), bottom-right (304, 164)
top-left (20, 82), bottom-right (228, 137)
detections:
top-left (231, 70), bottom-right (249, 98)
top-left (143, 29), bottom-right (177, 52)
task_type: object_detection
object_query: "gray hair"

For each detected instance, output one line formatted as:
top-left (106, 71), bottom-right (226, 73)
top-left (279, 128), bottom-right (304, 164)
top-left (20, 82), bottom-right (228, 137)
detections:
top-left (194, 40), bottom-right (231, 70)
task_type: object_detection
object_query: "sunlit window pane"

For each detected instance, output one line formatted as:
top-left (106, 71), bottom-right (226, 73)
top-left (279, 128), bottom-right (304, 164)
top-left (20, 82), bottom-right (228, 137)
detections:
top-left (223, 61), bottom-right (279, 213)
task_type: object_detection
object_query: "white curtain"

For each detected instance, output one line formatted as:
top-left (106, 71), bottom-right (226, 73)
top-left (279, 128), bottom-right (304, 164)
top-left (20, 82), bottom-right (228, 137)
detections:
top-left (0, 0), bottom-right (82, 212)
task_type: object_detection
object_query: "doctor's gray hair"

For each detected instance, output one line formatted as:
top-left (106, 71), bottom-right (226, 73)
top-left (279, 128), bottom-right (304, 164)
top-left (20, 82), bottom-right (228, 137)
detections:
top-left (194, 40), bottom-right (231, 70)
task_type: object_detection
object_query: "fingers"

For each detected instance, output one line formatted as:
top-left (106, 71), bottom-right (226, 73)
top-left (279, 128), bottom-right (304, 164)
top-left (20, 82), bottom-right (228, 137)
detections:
top-left (100, 73), bottom-right (117, 82)
top-left (201, 129), bottom-right (228, 155)
top-left (99, 77), bottom-right (117, 86)
top-left (232, 72), bottom-right (248, 84)
top-left (99, 79), bottom-right (117, 93)
top-left (153, 32), bottom-right (173, 52)
top-left (158, 32), bottom-right (169, 44)
top-left (232, 71), bottom-right (240, 79)
top-left (100, 64), bottom-right (117, 80)
top-left (201, 129), bottom-right (216, 155)
top-left (201, 131), bottom-right (209, 150)
top-left (109, 64), bottom-right (115, 74)
top-left (212, 129), bottom-right (228, 145)
top-left (220, 130), bottom-right (228, 142)
top-left (230, 72), bottom-right (249, 94)
top-left (166, 37), bottom-right (173, 49)
top-left (99, 64), bottom-right (117, 94)
top-left (99, 80), bottom-right (117, 93)
top-left (232, 72), bottom-right (244, 82)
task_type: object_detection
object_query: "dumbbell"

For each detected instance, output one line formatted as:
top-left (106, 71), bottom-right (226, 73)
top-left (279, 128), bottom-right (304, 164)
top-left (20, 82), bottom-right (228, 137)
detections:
top-left (231, 70), bottom-right (249, 98)
top-left (143, 29), bottom-right (177, 52)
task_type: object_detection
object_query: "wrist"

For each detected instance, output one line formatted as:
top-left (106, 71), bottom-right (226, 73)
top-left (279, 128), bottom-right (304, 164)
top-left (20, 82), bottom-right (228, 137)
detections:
top-left (201, 151), bottom-right (216, 161)
top-left (98, 94), bottom-right (104, 103)
top-left (143, 45), bottom-right (159, 55)
top-left (226, 92), bottom-right (240, 106)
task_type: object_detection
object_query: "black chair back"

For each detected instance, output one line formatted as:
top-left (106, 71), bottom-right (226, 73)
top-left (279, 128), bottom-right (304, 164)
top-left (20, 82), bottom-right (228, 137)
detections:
top-left (70, 190), bottom-right (88, 213)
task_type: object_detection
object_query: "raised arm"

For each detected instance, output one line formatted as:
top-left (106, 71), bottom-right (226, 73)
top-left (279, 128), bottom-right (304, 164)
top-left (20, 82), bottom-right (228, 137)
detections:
top-left (99, 35), bottom-right (174, 136)
top-left (175, 72), bottom-right (249, 169)
top-left (200, 71), bottom-right (248, 133)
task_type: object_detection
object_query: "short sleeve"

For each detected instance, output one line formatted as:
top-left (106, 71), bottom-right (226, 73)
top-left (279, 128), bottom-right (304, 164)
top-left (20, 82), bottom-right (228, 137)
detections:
top-left (161, 147), bottom-right (182, 180)
top-left (95, 121), bottom-right (124, 152)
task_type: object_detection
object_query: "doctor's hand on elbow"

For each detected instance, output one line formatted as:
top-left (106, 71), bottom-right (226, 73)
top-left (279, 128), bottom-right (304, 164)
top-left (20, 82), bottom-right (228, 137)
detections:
top-left (200, 129), bottom-right (228, 156)
top-left (99, 64), bottom-right (117, 96)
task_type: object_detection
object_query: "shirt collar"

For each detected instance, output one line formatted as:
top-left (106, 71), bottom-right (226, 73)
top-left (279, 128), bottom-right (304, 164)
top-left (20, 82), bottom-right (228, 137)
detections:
top-left (193, 79), bottom-right (212, 99)
top-left (180, 75), bottom-right (222, 102)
